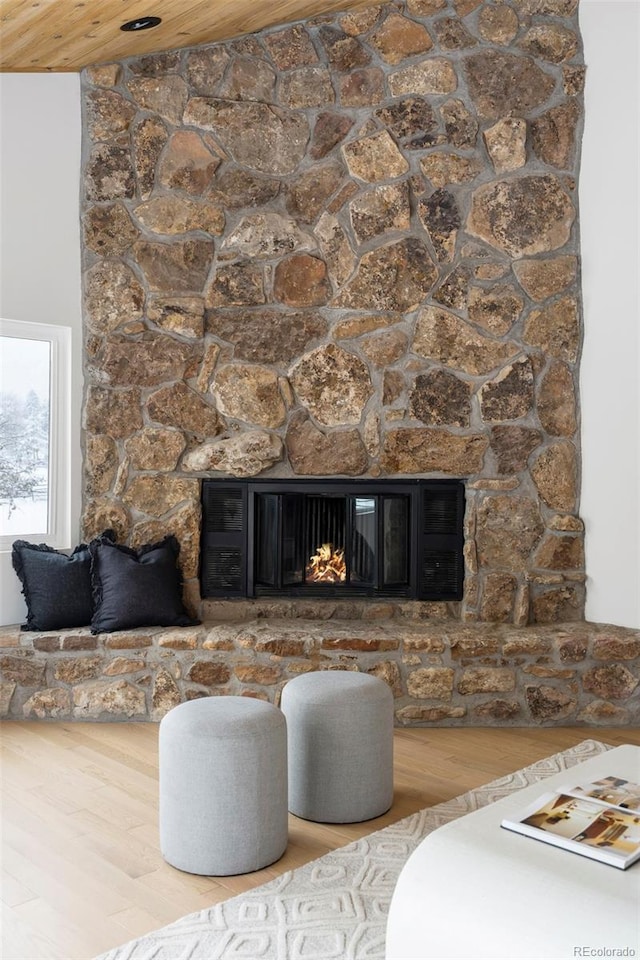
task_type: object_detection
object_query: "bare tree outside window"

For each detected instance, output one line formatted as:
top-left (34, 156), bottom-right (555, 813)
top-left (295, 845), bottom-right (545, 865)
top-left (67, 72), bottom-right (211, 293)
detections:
top-left (0, 336), bottom-right (51, 535)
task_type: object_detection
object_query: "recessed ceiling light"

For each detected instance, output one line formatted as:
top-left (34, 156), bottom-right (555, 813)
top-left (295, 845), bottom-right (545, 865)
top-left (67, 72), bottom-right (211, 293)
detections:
top-left (120, 16), bottom-right (162, 32)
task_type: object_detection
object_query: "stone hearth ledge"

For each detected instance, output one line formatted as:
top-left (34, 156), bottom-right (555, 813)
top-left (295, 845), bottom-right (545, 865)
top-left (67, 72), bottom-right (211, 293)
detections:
top-left (1, 619), bottom-right (638, 725)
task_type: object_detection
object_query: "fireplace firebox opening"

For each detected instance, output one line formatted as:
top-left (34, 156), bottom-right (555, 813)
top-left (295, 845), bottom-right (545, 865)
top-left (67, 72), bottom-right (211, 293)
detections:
top-left (200, 479), bottom-right (465, 602)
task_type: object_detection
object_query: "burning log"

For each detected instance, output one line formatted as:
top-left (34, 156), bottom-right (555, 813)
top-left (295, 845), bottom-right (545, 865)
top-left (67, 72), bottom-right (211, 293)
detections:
top-left (306, 542), bottom-right (346, 583)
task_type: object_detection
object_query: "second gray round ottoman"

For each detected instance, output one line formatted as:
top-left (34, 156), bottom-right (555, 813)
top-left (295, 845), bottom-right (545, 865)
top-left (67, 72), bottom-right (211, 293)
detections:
top-left (281, 670), bottom-right (394, 824)
top-left (159, 696), bottom-right (288, 876)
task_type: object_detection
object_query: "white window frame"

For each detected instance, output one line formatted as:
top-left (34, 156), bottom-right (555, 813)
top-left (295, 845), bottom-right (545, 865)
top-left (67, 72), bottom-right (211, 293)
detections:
top-left (0, 318), bottom-right (72, 550)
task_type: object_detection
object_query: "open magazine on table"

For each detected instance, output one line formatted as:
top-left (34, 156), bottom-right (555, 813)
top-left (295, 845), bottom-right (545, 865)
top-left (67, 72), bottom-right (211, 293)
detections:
top-left (501, 774), bottom-right (640, 870)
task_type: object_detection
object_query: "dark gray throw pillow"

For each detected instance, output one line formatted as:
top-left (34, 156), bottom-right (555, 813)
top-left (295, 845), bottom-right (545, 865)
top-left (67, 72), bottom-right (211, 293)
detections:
top-left (11, 533), bottom-right (115, 631)
top-left (89, 535), bottom-right (199, 634)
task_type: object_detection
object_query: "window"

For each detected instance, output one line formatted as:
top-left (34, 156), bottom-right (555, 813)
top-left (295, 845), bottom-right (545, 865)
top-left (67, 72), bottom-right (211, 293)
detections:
top-left (0, 318), bottom-right (71, 549)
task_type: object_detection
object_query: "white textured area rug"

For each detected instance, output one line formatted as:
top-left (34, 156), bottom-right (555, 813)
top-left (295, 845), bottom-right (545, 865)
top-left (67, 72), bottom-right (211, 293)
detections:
top-left (95, 739), bottom-right (609, 960)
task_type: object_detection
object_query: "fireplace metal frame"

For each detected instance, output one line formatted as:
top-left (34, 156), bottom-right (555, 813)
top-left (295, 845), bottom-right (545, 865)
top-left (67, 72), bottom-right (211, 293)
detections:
top-left (200, 478), bottom-right (465, 602)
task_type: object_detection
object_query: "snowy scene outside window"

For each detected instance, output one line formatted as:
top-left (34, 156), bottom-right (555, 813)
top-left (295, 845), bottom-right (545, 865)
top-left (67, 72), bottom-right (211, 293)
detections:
top-left (0, 319), bottom-right (71, 546)
top-left (0, 335), bottom-right (50, 535)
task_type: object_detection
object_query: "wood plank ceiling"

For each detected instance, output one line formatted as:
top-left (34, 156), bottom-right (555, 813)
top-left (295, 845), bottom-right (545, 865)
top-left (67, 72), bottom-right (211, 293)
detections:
top-left (0, 0), bottom-right (377, 72)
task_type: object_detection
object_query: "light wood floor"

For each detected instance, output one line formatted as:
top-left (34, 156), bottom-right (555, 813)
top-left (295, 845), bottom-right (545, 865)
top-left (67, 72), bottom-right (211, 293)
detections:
top-left (2, 723), bottom-right (639, 960)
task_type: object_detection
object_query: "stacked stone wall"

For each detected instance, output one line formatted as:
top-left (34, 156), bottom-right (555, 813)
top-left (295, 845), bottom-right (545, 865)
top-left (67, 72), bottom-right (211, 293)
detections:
top-left (80, 0), bottom-right (586, 626)
top-left (2, 618), bottom-right (638, 724)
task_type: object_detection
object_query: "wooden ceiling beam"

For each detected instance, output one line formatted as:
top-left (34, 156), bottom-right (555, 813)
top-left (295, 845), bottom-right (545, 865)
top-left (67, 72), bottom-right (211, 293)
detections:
top-left (0, 0), bottom-right (376, 71)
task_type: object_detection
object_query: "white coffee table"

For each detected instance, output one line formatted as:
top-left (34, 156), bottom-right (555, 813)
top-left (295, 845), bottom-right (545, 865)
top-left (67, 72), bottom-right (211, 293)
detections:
top-left (386, 744), bottom-right (640, 959)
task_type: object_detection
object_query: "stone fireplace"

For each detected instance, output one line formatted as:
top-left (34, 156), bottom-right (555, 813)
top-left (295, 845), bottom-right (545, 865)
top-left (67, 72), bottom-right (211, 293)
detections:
top-left (4, 1), bottom-right (640, 727)
top-left (80, 0), bottom-right (587, 627)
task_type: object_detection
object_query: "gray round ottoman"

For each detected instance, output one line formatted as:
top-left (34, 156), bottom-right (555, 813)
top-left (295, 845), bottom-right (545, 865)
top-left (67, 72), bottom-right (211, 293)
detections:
top-left (281, 670), bottom-right (394, 824)
top-left (159, 696), bottom-right (288, 875)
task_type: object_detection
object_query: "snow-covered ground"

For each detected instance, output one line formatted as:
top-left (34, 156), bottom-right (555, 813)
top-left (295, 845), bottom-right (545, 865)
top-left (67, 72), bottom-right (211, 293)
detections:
top-left (0, 495), bottom-right (47, 536)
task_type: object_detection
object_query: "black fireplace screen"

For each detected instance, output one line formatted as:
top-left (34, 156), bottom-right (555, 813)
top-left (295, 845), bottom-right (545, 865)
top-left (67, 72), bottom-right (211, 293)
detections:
top-left (200, 479), bottom-right (465, 601)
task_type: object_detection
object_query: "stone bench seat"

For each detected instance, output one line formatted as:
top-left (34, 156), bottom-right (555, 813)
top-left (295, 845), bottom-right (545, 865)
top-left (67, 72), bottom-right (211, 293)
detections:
top-left (1, 617), bottom-right (638, 725)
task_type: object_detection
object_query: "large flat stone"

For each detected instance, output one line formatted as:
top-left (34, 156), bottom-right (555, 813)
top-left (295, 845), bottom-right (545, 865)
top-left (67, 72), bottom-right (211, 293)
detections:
top-left (467, 175), bottom-right (575, 259)
top-left (381, 429), bottom-right (488, 474)
top-left (289, 344), bottom-right (373, 427)
top-left (184, 99), bottom-right (309, 175)
top-left (464, 51), bottom-right (554, 120)
top-left (333, 238), bottom-right (437, 311)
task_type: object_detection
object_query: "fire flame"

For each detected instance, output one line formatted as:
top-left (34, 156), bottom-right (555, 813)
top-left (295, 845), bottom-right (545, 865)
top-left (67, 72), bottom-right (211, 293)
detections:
top-left (306, 542), bottom-right (346, 583)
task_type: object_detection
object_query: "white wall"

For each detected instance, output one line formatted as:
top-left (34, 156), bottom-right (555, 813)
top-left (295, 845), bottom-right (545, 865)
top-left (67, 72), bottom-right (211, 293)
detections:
top-left (0, 73), bottom-right (83, 625)
top-left (0, 2), bottom-right (637, 628)
top-left (579, 1), bottom-right (639, 628)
